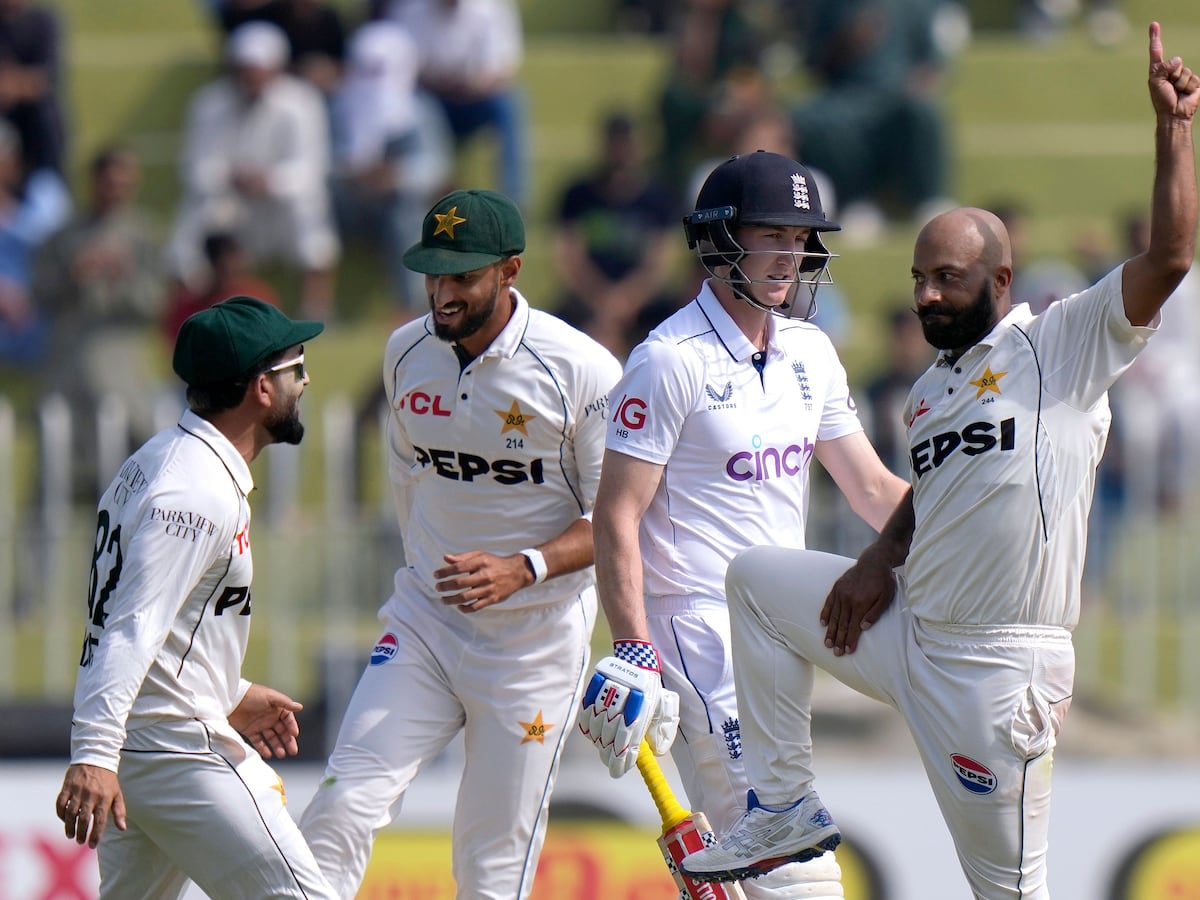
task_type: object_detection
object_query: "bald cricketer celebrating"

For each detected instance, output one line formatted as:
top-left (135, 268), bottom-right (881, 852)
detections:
top-left (681, 22), bottom-right (1200, 898)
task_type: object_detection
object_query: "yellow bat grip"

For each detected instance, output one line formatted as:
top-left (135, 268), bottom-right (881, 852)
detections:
top-left (636, 739), bottom-right (690, 830)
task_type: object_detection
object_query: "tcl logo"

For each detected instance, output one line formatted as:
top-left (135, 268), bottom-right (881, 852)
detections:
top-left (397, 391), bottom-right (451, 416)
top-left (613, 395), bottom-right (647, 437)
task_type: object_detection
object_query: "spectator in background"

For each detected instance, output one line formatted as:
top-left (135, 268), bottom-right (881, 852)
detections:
top-left (33, 146), bottom-right (167, 455)
top-left (212, 0), bottom-right (348, 97)
top-left (552, 111), bottom-right (680, 359)
top-left (0, 116), bottom-right (68, 367)
top-left (386, 0), bottom-right (528, 209)
top-left (0, 0), bottom-right (65, 175)
top-left (331, 19), bottom-right (452, 318)
top-left (164, 231), bottom-right (280, 343)
top-left (992, 199), bottom-right (1088, 313)
top-left (860, 305), bottom-right (934, 476)
top-left (657, 0), bottom-right (764, 203)
top-left (167, 21), bottom-right (339, 320)
top-left (790, 0), bottom-right (958, 242)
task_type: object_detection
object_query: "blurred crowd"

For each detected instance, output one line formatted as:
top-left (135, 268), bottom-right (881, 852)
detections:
top-left (2, 0), bottom-right (1190, 548)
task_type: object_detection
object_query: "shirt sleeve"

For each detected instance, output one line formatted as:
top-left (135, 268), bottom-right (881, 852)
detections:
top-left (815, 333), bottom-right (866, 442)
top-left (567, 342), bottom-right (623, 513)
top-left (606, 337), bottom-right (697, 465)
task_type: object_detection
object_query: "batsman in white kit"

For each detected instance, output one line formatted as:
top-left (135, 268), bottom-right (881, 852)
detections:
top-left (576, 150), bottom-right (909, 898)
top-left (680, 22), bottom-right (1199, 899)
top-left (298, 189), bottom-right (623, 899)
top-left (56, 296), bottom-right (337, 899)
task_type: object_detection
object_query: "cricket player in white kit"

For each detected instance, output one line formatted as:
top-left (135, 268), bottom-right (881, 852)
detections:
top-left (681, 23), bottom-right (1199, 899)
top-left (576, 151), bottom-right (909, 898)
top-left (298, 189), bottom-right (622, 899)
top-left (56, 296), bottom-right (336, 899)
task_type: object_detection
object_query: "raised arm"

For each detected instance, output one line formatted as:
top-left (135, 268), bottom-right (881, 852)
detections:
top-left (1122, 21), bottom-right (1200, 326)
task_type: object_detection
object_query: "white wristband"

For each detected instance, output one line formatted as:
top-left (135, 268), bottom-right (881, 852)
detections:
top-left (521, 548), bottom-right (548, 585)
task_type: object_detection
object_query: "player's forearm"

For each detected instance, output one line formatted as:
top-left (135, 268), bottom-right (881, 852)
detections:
top-left (864, 487), bottom-right (915, 567)
top-left (593, 517), bottom-right (651, 641)
top-left (534, 516), bottom-right (595, 579)
top-left (1148, 119), bottom-right (1197, 272)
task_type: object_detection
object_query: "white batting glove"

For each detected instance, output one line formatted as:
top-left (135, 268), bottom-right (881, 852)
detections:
top-left (577, 641), bottom-right (680, 778)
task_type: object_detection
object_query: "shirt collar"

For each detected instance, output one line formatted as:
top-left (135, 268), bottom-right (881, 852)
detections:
top-left (455, 287), bottom-right (530, 362)
top-left (179, 409), bottom-right (255, 497)
top-left (935, 303), bottom-right (1031, 367)
top-left (695, 281), bottom-right (775, 363)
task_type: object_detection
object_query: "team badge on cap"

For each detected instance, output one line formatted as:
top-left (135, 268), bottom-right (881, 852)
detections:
top-left (433, 206), bottom-right (466, 239)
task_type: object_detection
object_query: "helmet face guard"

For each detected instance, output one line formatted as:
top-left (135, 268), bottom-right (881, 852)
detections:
top-left (684, 206), bottom-right (838, 320)
top-left (685, 152), bottom-right (841, 321)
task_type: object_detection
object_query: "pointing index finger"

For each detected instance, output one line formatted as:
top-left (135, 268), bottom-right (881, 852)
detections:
top-left (1149, 21), bottom-right (1162, 67)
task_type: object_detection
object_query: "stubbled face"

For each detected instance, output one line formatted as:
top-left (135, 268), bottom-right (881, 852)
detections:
top-left (911, 216), bottom-right (1003, 352)
top-left (264, 345), bottom-right (308, 445)
top-left (730, 225), bottom-right (816, 310)
top-left (426, 262), bottom-right (506, 343)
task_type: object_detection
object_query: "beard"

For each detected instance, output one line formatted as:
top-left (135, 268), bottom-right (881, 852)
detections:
top-left (918, 280), bottom-right (997, 351)
top-left (265, 401), bottom-right (305, 445)
top-left (432, 277), bottom-right (499, 343)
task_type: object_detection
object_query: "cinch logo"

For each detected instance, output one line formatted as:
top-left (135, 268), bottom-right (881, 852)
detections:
top-left (414, 445), bottom-right (545, 485)
top-left (370, 632), bottom-right (398, 665)
top-left (951, 754), bottom-right (997, 794)
top-left (614, 394), bottom-right (647, 436)
top-left (910, 417), bottom-right (1015, 478)
top-left (397, 390), bottom-right (451, 416)
top-left (726, 439), bottom-right (814, 482)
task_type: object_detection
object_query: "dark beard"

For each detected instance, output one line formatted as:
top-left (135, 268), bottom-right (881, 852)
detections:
top-left (432, 279), bottom-right (499, 343)
top-left (265, 404), bottom-right (305, 445)
top-left (918, 280), bottom-right (996, 351)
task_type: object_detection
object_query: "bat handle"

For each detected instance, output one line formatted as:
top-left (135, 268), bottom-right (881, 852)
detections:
top-left (636, 740), bottom-right (690, 830)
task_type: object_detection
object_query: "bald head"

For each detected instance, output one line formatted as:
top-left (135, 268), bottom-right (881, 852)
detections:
top-left (911, 207), bottom-right (1015, 354)
top-left (917, 207), bottom-right (1013, 272)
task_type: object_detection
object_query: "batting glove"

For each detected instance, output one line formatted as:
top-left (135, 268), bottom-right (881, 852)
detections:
top-left (577, 641), bottom-right (680, 778)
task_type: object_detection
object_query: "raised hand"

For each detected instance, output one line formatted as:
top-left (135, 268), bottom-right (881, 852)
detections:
top-left (1148, 21), bottom-right (1200, 121)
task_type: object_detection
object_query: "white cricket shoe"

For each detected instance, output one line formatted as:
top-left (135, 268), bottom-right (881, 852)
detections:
top-left (679, 789), bottom-right (842, 883)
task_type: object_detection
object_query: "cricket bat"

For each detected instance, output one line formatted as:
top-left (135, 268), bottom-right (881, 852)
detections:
top-left (635, 741), bottom-right (747, 900)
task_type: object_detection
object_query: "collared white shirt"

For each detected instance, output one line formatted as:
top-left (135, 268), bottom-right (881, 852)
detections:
top-left (70, 411), bottom-right (256, 772)
top-left (383, 289), bottom-right (622, 610)
top-left (902, 265), bottom-right (1155, 628)
top-left (607, 282), bottom-right (863, 601)
top-left (389, 0), bottom-right (522, 84)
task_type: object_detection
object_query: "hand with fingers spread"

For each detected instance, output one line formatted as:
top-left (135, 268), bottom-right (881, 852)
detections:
top-left (1147, 21), bottom-right (1200, 122)
top-left (820, 543), bottom-right (899, 656)
top-left (56, 763), bottom-right (126, 849)
top-left (229, 683), bottom-right (303, 759)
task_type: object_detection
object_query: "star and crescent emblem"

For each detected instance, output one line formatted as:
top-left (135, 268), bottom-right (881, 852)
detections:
top-left (433, 205), bottom-right (467, 239)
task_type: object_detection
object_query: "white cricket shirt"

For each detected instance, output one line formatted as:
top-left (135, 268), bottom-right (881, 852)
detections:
top-left (607, 282), bottom-right (863, 601)
top-left (383, 289), bottom-right (622, 610)
top-left (70, 411), bottom-right (256, 772)
top-left (902, 265), bottom-right (1155, 629)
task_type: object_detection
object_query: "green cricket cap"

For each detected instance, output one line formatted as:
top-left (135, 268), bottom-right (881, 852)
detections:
top-left (402, 189), bottom-right (525, 275)
top-left (172, 295), bottom-right (324, 387)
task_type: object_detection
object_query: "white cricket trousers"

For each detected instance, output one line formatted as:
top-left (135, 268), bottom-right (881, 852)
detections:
top-left (100, 723), bottom-right (336, 899)
top-left (726, 547), bottom-right (1074, 900)
top-left (299, 579), bottom-right (596, 900)
top-left (648, 596), bottom-right (843, 900)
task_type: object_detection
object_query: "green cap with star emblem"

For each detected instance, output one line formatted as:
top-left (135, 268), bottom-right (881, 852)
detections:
top-left (403, 189), bottom-right (526, 275)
